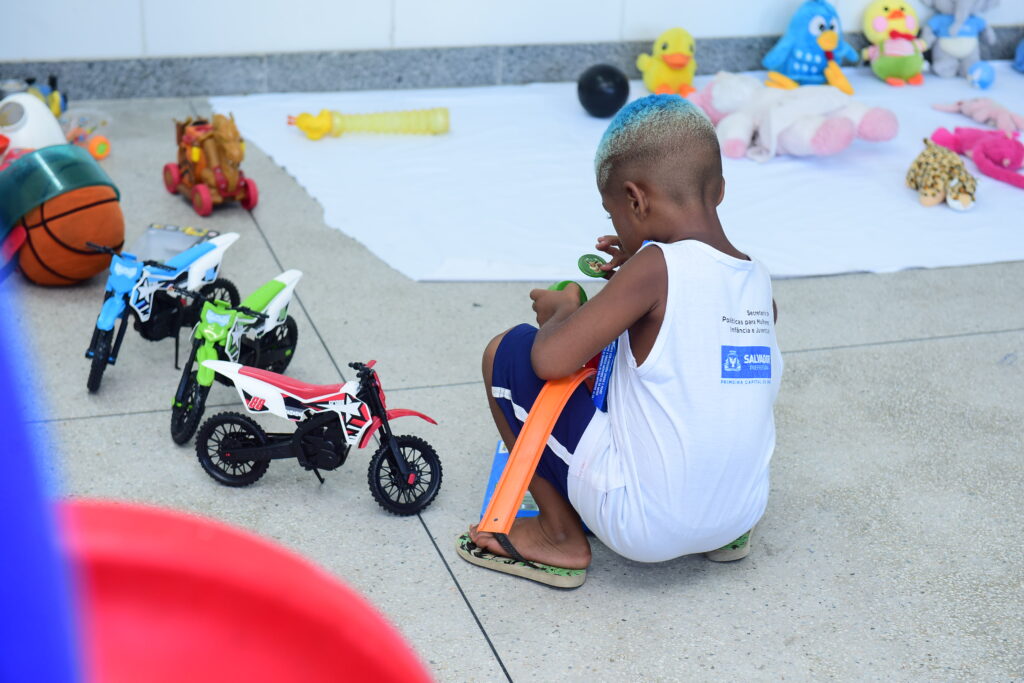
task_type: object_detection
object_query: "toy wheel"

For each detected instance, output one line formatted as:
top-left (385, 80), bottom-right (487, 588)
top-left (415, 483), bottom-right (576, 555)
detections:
top-left (187, 278), bottom-right (240, 326)
top-left (191, 184), bottom-right (213, 217)
top-left (195, 412), bottom-right (270, 487)
top-left (258, 315), bottom-right (298, 375)
top-left (87, 329), bottom-right (113, 394)
top-left (201, 278), bottom-right (240, 307)
top-left (367, 435), bottom-right (442, 516)
top-left (171, 371), bottom-right (211, 445)
top-left (239, 177), bottom-right (259, 211)
top-left (88, 135), bottom-right (111, 160)
top-left (162, 163), bottom-right (180, 194)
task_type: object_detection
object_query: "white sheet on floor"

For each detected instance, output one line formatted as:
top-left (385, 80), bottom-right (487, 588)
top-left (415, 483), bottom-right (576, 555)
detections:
top-left (211, 62), bottom-right (1024, 281)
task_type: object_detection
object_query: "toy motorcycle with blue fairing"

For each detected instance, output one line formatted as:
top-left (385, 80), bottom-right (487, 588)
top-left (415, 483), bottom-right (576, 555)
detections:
top-left (84, 233), bottom-right (240, 393)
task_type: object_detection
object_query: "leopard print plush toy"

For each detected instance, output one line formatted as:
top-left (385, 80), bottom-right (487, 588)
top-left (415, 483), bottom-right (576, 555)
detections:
top-left (906, 139), bottom-right (977, 211)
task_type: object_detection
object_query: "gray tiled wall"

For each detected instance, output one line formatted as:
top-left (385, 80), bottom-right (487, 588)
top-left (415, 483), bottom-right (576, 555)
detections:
top-left (2, 27), bottom-right (1021, 100)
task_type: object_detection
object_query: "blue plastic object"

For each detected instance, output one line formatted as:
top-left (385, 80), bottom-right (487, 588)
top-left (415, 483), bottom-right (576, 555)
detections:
top-left (0, 294), bottom-right (81, 682)
top-left (1013, 39), bottom-right (1024, 74)
top-left (968, 61), bottom-right (995, 90)
top-left (0, 144), bottom-right (118, 237)
top-left (164, 240), bottom-right (214, 271)
top-left (480, 440), bottom-right (539, 520)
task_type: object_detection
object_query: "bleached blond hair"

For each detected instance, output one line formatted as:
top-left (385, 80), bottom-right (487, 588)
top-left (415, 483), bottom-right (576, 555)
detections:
top-left (595, 94), bottom-right (720, 201)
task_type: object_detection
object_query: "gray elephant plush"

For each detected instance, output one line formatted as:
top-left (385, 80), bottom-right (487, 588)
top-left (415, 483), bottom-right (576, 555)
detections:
top-left (920, 0), bottom-right (999, 79)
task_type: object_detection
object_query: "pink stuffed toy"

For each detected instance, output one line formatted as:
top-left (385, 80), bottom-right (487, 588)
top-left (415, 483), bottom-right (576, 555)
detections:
top-left (932, 98), bottom-right (1024, 133)
top-left (689, 72), bottom-right (898, 162)
top-left (931, 126), bottom-right (1024, 189)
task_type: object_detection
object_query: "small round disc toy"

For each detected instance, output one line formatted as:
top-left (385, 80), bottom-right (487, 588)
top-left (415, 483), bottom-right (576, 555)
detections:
top-left (578, 253), bottom-right (608, 278)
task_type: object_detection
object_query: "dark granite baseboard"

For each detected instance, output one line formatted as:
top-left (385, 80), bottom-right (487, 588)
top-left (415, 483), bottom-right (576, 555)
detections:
top-left (2, 27), bottom-right (1021, 100)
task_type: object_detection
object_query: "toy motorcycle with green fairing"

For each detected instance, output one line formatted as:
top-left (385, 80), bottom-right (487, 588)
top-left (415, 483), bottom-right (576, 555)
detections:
top-left (169, 269), bottom-right (301, 444)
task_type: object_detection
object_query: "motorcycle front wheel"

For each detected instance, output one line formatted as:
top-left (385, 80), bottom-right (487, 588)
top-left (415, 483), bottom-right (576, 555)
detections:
top-left (170, 370), bottom-right (211, 445)
top-left (367, 435), bottom-right (442, 516)
top-left (180, 278), bottom-right (240, 328)
top-left (86, 328), bottom-right (113, 393)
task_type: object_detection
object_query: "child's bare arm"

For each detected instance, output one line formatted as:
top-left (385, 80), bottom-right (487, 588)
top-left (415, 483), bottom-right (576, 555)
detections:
top-left (530, 247), bottom-right (666, 380)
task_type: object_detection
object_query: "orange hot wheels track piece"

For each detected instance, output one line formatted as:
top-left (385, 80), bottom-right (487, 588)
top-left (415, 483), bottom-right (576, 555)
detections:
top-left (478, 366), bottom-right (596, 535)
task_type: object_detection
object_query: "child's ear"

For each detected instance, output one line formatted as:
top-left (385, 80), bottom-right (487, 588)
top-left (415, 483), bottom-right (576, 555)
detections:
top-left (624, 181), bottom-right (648, 219)
top-left (717, 177), bottom-right (726, 206)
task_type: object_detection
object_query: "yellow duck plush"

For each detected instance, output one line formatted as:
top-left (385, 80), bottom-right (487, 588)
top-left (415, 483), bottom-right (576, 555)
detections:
top-left (636, 28), bottom-right (697, 96)
top-left (862, 0), bottom-right (927, 86)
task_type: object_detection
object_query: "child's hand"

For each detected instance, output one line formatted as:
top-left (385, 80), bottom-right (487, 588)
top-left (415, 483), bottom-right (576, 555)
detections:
top-left (530, 284), bottom-right (582, 327)
top-left (595, 235), bottom-right (629, 277)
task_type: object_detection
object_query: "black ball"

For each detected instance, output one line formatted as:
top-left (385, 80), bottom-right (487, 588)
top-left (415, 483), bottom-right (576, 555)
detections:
top-left (577, 64), bottom-right (629, 118)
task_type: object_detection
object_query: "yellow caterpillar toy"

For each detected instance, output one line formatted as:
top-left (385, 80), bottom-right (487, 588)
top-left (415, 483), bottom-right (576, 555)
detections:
top-left (287, 108), bottom-right (449, 141)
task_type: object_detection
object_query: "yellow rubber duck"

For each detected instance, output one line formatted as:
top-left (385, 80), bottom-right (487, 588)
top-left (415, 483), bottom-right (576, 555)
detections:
top-left (287, 108), bottom-right (449, 140)
top-left (289, 110), bottom-right (334, 140)
top-left (636, 28), bottom-right (697, 97)
top-left (861, 0), bottom-right (926, 86)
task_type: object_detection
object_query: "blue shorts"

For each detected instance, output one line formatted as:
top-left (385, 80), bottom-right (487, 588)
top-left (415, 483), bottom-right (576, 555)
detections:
top-left (491, 324), bottom-right (598, 503)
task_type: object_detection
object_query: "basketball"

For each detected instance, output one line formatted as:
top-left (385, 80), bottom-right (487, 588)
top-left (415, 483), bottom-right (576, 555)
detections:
top-left (16, 185), bottom-right (124, 286)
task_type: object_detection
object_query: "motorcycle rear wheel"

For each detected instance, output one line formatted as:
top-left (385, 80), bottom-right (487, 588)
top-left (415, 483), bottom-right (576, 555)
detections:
top-left (170, 370), bottom-right (211, 445)
top-left (195, 412), bottom-right (270, 487)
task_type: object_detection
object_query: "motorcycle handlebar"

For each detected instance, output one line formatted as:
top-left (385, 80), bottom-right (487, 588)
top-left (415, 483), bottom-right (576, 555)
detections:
top-left (348, 361), bottom-right (376, 379)
top-left (86, 241), bottom-right (117, 255)
top-left (236, 306), bottom-right (268, 321)
top-left (166, 288), bottom-right (266, 321)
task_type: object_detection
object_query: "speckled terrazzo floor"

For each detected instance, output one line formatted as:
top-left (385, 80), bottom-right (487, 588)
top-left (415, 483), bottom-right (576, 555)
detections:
top-left (6, 95), bottom-right (1023, 681)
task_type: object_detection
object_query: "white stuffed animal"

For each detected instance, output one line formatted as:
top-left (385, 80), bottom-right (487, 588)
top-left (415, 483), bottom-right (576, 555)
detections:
top-left (689, 72), bottom-right (898, 162)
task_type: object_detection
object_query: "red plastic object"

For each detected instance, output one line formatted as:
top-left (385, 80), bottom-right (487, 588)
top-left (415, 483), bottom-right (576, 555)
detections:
top-left (239, 176), bottom-right (259, 210)
top-left (358, 409), bottom-right (438, 449)
top-left (239, 365), bottom-right (343, 401)
top-left (162, 163), bottom-right (180, 194)
top-left (2, 224), bottom-right (26, 263)
top-left (61, 500), bottom-right (432, 683)
top-left (191, 184), bottom-right (213, 216)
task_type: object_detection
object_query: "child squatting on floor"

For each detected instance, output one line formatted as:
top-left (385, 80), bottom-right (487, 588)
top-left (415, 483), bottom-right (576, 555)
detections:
top-left (455, 95), bottom-right (783, 589)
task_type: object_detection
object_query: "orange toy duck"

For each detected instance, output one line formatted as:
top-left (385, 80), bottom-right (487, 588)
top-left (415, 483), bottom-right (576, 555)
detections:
top-left (636, 28), bottom-right (697, 96)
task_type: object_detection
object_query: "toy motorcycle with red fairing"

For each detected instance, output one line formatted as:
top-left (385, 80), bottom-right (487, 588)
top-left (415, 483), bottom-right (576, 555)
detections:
top-left (194, 359), bottom-right (441, 515)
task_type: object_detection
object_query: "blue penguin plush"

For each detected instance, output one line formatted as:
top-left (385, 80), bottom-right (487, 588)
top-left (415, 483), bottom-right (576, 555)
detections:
top-left (763, 0), bottom-right (859, 93)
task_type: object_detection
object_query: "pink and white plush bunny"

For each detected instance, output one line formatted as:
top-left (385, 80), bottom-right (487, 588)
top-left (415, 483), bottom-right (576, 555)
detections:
top-left (932, 98), bottom-right (1024, 133)
top-left (689, 71), bottom-right (898, 162)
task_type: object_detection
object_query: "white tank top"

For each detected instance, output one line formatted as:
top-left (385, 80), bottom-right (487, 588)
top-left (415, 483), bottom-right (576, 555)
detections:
top-left (567, 240), bottom-right (783, 562)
